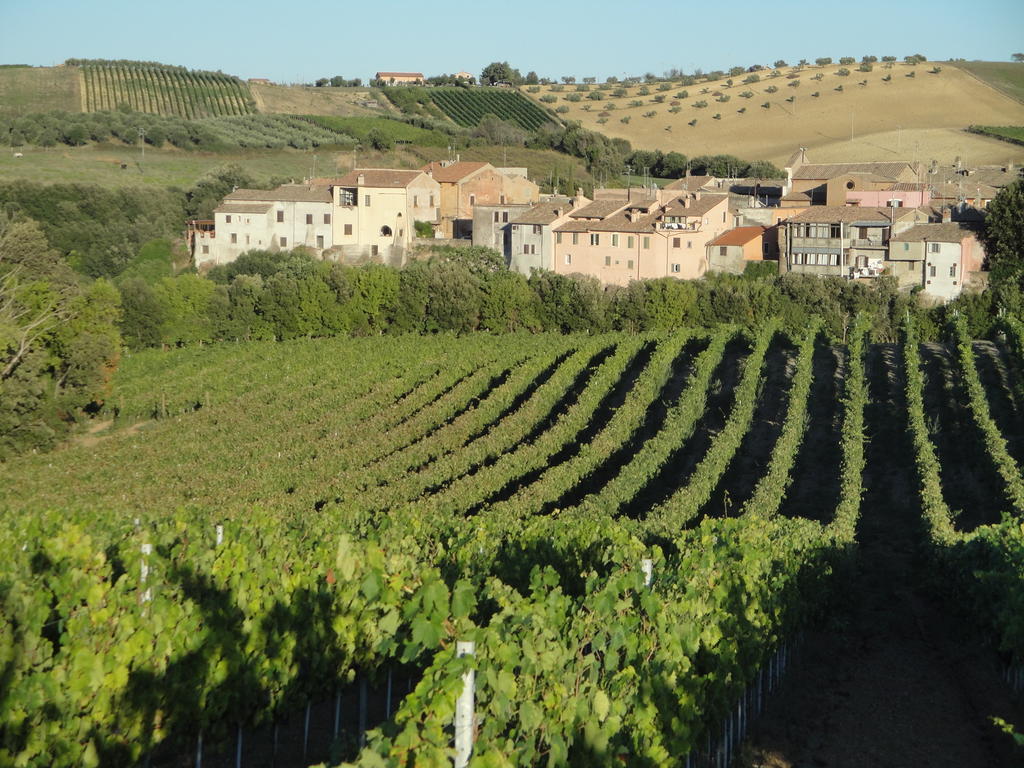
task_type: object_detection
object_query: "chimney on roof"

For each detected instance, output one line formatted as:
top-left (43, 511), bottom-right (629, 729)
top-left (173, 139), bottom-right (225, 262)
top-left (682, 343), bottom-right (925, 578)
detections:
top-left (357, 173), bottom-right (365, 185)
top-left (694, 190), bottom-right (702, 200)
top-left (554, 208), bottom-right (563, 217)
top-left (683, 197), bottom-right (691, 209)
top-left (942, 207), bottom-right (952, 223)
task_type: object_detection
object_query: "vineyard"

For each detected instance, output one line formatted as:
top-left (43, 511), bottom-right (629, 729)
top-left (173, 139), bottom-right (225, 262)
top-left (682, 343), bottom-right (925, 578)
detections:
top-left (1, 320), bottom-right (1022, 766)
top-left (80, 62), bottom-right (255, 118)
top-left (382, 86), bottom-right (556, 131)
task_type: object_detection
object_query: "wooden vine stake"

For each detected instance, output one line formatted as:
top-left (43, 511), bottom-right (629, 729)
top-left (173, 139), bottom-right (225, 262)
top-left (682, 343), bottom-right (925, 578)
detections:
top-left (454, 641), bottom-right (476, 768)
top-left (140, 543), bottom-right (152, 606)
top-left (641, 558), bottom-right (654, 589)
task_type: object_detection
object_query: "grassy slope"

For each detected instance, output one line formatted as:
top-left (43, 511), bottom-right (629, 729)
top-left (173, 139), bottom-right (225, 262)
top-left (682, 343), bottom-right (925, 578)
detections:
top-left (952, 61), bottom-right (1024, 104)
top-left (524, 61), bottom-right (1024, 166)
top-left (251, 83), bottom-right (389, 117)
top-left (0, 142), bottom-right (591, 190)
top-left (0, 65), bottom-right (81, 114)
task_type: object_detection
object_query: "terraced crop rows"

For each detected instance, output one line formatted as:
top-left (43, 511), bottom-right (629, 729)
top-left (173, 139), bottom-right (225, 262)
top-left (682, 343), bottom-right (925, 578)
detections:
top-left (427, 87), bottom-right (554, 130)
top-left (82, 64), bottom-right (254, 117)
top-left (1, 320), bottom-right (1022, 766)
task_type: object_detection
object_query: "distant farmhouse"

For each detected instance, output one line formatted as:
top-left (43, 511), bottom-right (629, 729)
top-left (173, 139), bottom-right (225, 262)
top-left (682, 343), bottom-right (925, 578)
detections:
top-left (374, 71), bottom-right (424, 85)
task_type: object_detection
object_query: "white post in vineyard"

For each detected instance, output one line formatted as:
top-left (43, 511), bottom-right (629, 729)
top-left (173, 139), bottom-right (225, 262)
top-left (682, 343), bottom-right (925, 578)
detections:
top-left (140, 543), bottom-right (152, 604)
top-left (454, 641), bottom-right (476, 768)
top-left (641, 558), bottom-right (654, 588)
top-left (215, 524), bottom-right (224, 547)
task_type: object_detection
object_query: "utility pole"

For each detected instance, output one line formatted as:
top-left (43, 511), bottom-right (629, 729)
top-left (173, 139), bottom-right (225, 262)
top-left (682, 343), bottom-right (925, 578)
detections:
top-left (138, 127), bottom-right (146, 161)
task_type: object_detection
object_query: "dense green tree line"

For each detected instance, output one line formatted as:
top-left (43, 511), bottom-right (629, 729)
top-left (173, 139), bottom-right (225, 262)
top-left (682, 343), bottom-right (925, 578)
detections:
top-left (114, 244), bottom-right (994, 352)
top-left (0, 217), bottom-right (121, 458)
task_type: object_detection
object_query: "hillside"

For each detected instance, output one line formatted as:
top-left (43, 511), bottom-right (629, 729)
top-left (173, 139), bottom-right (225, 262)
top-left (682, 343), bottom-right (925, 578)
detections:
top-left (524, 60), bottom-right (1024, 167)
top-left (0, 64), bottom-right (80, 113)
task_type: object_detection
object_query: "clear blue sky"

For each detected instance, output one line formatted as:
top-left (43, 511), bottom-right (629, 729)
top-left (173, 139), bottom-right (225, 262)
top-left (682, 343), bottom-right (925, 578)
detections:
top-left (2, 0), bottom-right (1022, 84)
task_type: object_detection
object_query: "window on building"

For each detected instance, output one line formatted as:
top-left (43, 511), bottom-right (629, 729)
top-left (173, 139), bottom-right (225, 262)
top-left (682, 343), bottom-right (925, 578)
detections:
top-left (627, 236), bottom-right (634, 249)
top-left (643, 237), bottom-right (650, 249)
top-left (556, 232), bottom-right (562, 244)
top-left (344, 224), bottom-right (353, 236)
top-left (230, 233), bottom-right (237, 244)
top-left (590, 233), bottom-right (600, 246)
top-left (276, 210), bottom-right (284, 223)
top-left (565, 254), bottom-right (572, 265)
top-left (533, 225), bottom-right (541, 235)
top-left (612, 234), bottom-right (619, 247)
top-left (671, 263), bottom-right (680, 273)
top-left (829, 254), bottom-right (839, 266)
top-left (245, 235), bottom-right (250, 245)
top-left (929, 242), bottom-right (940, 253)
top-left (371, 245), bottom-right (378, 256)
top-left (225, 215), bottom-right (232, 223)
top-left (604, 255), bottom-right (611, 266)
top-left (306, 214), bottom-right (313, 225)
top-left (324, 214), bottom-right (331, 224)
top-left (316, 235), bottom-right (324, 248)
top-left (414, 196), bottom-right (419, 207)
top-left (831, 224), bottom-right (841, 238)
top-left (627, 259), bottom-right (634, 269)
top-left (719, 246), bottom-right (727, 256)
top-left (381, 226), bottom-right (392, 236)
top-left (687, 241), bottom-right (693, 249)
top-left (722, 211), bottom-right (726, 222)
top-left (929, 265), bottom-right (936, 277)
top-left (364, 195), bottom-right (371, 207)
top-left (429, 195), bottom-right (435, 207)
top-left (202, 245), bottom-right (209, 254)
top-left (903, 242), bottom-right (910, 251)
top-left (469, 195), bottom-right (476, 206)
top-left (500, 195), bottom-right (506, 204)
top-left (494, 212), bottom-right (500, 222)
top-left (572, 233), bottom-right (579, 245)
top-left (280, 237), bottom-right (287, 247)
top-left (502, 212), bottom-right (509, 223)
top-left (673, 237), bottom-right (681, 248)
top-left (949, 264), bottom-right (957, 277)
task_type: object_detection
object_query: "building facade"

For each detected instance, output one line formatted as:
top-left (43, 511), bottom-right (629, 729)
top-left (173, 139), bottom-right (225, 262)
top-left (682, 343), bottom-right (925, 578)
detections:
top-left (422, 161), bottom-right (540, 238)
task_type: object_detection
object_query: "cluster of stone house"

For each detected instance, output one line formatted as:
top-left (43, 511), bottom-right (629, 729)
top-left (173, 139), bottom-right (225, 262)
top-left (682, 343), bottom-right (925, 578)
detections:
top-left (190, 147), bottom-right (1014, 303)
top-left (477, 150), bottom-right (1012, 302)
top-left (190, 160), bottom-right (539, 268)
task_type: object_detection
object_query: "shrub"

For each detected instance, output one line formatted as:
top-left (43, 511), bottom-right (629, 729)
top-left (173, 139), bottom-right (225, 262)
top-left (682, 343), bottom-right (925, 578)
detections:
top-left (414, 220), bottom-right (435, 238)
top-left (620, 115), bottom-right (631, 123)
top-left (739, 90), bottom-right (754, 98)
top-left (637, 86), bottom-right (650, 96)
top-left (688, 118), bottom-right (697, 126)
top-left (744, 73), bottom-right (760, 83)
top-left (693, 100), bottom-right (708, 108)
top-left (882, 74), bottom-right (892, 82)
top-left (575, 84), bottom-right (589, 91)
top-left (811, 91), bottom-right (820, 97)
top-left (788, 80), bottom-right (800, 88)
top-left (737, 106), bottom-right (746, 113)
top-left (858, 63), bottom-right (873, 72)
top-left (668, 106), bottom-right (681, 114)
top-left (930, 66), bottom-right (942, 74)
top-left (839, 56), bottom-right (856, 65)
top-left (597, 117), bottom-right (608, 124)
top-left (765, 85), bottom-right (779, 93)
top-left (643, 110), bottom-right (657, 118)
top-left (815, 57), bottom-right (832, 66)
top-left (834, 84), bottom-right (844, 91)
top-left (713, 113), bottom-right (721, 120)
top-left (588, 91), bottom-right (605, 100)
top-left (550, 84), bottom-right (564, 92)
top-left (716, 94), bottom-right (731, 102)
top-left (630, 99), bottom-right (643, 107)
top-left (862, 55), bottom-right (878, 63)
top-left (613, 87), bottom-right (628, 97)
top-left (812, 72), bottom-right (824, 81)
top-left (836, 68), bottom-right (850, 77)
top-left (527, 85), bottom-right (540, 93)
top-left (785, 96), bottom-right (795, 103)
top-left (555, 105), bottom-right (570, 113)
top-left (676, 90), bottom-right (689, 99)
top-left (539, 94), bottom-right (557, 103)
top-left (653, 94), bottom-right (666, 103)
top-left (906, 71), bottom-right (915, 78)
top-left (762, 101), bottom-right (771, 108)
top-left (657, 82), bottom-right (672, 91)
top-left (564, 93), bottom-right (582, 102)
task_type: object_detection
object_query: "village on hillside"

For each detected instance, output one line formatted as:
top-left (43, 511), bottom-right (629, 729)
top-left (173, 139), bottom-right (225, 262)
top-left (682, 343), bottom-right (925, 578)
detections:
top-left (189, 148), bottom-right (1017, 303)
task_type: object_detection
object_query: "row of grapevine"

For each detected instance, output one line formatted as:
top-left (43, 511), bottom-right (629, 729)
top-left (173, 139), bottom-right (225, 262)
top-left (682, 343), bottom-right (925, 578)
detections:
top-left (81, 64), bottom-right (255, 118)
top-left (0, 326), bottom-right (875, 765)
top-left (427, 87), bottom-right (554, 130)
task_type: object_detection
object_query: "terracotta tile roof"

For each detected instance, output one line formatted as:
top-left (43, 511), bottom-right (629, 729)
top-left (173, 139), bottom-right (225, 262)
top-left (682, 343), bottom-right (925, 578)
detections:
top-left (661, 194), bottom-right (728, 218)
top-left (421, 161), bottom-right (490, 183)
top-left (588, 211), bottom-right (661, 233)
top-left (791, 162), bottom-right (914, 180)
top-left (890, 222), bottom-right (979, 243)
top-left (708, 226), bottom-right (767, 247)
top-left (553, 220), bottom-right (593, 233)
top-left (334, 169), bottom-right (426, 188)
top-left (886, 182), bottom-right (929, 191)
top-left (214, 202), bottom-right (273, 214)
top-left (663, 175), bottom-right (716, 191)
top-left (376, 72), bottom-right (424, 79)
top-left (225, 185), bottom-right (333, 203)
top-left (781, 189), bottom-right (815, 202)
top-left (929, 181), bottom-right (1000, 199)
top-left (511, 197), bottom-right (573, 225)
top-left (569, 199), bottom-right (629, 219)
top-left (785, 206), bottom-right (895, 224)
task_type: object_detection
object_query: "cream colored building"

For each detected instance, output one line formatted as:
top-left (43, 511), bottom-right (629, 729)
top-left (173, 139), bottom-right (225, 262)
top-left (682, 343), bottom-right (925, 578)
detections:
top-left (193, 185), bottom-right (334, 267)
top-left (330, 169), bottom-right (440, 262)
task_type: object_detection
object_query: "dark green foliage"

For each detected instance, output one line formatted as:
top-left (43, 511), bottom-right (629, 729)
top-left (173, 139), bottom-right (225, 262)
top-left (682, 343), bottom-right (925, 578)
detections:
top-left (480, 62), bottom-right (523, 86)
top-left (0, 218), bottom-right (121, 458)
top-left (982, 180), bottom-right (1024, 289)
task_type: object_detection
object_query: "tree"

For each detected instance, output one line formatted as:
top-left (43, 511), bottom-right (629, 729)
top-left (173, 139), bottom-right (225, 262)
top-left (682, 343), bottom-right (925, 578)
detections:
top-left (1013, 53), bottom-right (1024, 62)
top-left (524, 71), bottom-right (539, 85)
top-left (315, 78), bottom-right (329, 87)
top-left (480, 61), bottom-right (521, 86)
top-left (773, 60), bottom-right (788, 68)
top-left (366, 127), bottom-right (394, 151)
top-left (983, 180), bottom-right (1024, 288)
top-left (815, 57), bottom-right (833, 66)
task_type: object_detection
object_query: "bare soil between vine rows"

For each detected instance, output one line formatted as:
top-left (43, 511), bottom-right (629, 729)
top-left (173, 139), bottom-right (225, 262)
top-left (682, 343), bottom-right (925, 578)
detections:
top-left (742, 344), bottom-right (1024, 768)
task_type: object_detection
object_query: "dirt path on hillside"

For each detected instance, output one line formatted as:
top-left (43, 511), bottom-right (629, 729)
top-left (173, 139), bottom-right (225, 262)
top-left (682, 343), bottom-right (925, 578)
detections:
top-left (742, 343), bottom-right (1023, 768)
